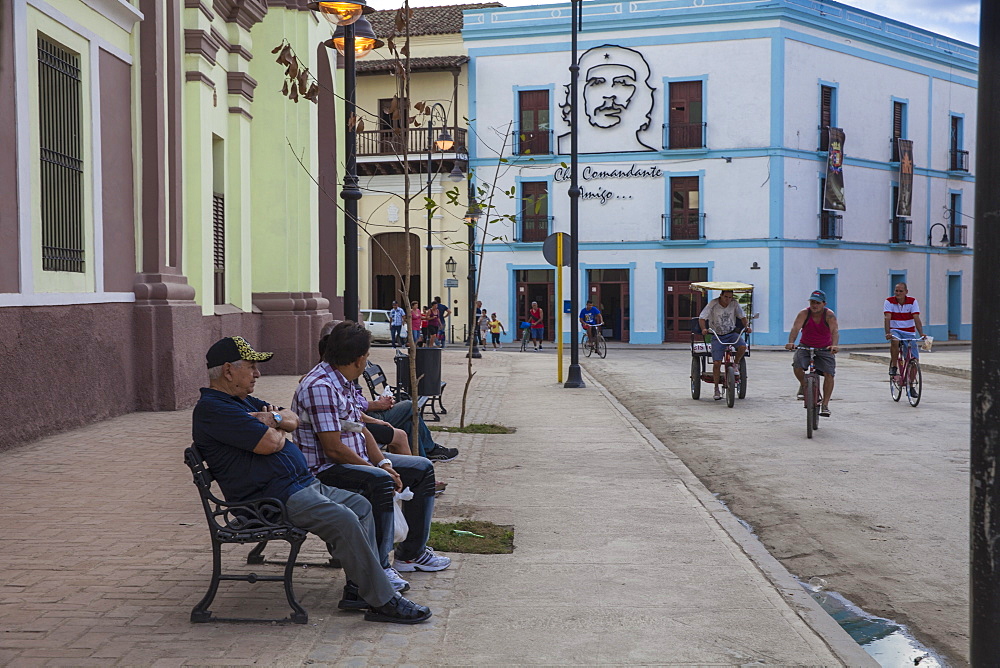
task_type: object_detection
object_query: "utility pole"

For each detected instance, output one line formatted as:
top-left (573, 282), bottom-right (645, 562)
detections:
top-left (971, 1), bottom-right (1000, 663)
top-left (564, 0), bottom-right (585, 388)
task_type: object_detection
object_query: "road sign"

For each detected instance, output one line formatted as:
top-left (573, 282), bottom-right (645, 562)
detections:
top-left (542, 232), bottom-right (571, 267)
top-left (444, 278), bottom-right (459, 288)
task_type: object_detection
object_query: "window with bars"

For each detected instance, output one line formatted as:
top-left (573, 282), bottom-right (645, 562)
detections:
top-left (891, 100), bottom-right (906, 161)
top-left (213, 193), bottom-right (226, 305)
top-left (818, 85), bottom-right (835, 151)
top-left (38, 35), bottom-right (85, 273)
top-left (519, 181), bottom-right (549, 242)
top-left (950, 115), bottom-right (969, 171)
top-left (516, 90), bottom-right (551, 155)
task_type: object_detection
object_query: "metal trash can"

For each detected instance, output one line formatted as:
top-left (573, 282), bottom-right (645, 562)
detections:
top-left (394, 347), bottom-right (442, 397)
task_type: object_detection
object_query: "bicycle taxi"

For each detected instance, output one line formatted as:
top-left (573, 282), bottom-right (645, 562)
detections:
top-left (689, 281), bottom-right (755, 407)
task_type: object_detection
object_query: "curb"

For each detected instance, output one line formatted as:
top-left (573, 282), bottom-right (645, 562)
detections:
top-left (581, 367), bottom-right (879, 668)
top-left (848, 352), bottom-right (971, 379)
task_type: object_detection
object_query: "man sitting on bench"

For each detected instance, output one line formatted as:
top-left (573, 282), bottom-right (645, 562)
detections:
top-left (191, 336), bottom-right (432, 624)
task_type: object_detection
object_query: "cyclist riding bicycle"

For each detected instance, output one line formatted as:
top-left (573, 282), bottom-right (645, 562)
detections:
top-left (579, 300), bottom-right (604, 344)
top-left (785, 289), bottom-right (839, 417)
top-left (698, 289), bottom-right (750, 401)
top-left (884, 282), bottom-right (924, 376)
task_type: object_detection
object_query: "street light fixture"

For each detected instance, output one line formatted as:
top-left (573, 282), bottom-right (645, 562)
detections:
top-left (330, 17), bottom-right (384, 59)
top-left (313, 0), bottom-right (379, 323)
top-left (928, 222), bottom-right (949, 246)
top-left (564, 0), bottom-right (585, 388)
top-left (425, 102), bottom-right (461, 306)
top-left (445, 256), bottom-right (457, 275)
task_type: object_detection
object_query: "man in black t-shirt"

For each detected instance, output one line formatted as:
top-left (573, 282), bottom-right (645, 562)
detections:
top-left (192, 336), bottom-right (432, 624)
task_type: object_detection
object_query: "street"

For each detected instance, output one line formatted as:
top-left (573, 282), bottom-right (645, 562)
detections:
top-left (582, 347), bottom-right (970, 666)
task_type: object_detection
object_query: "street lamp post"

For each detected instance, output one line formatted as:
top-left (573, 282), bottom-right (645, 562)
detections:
top-left (445, 255), bottom-right (457, 344)
top-left (927, 222), bottom-right (949, 246)
top-left (313, 1), bottom-right (378, 323)
top-left (564, 0), bottom-right (585, 388)
top-left (425, 102), bottom-right (455, 308)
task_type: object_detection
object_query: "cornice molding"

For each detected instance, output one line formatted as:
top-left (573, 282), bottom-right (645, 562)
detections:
top-left (80, 0), bottom-right (144, 33)
top-left (184, 28), bottom-right (224, 65)
top-left (184, 0), bottom-right (215, 22)
top-left (229, 106), bottom-right (254, 120)
top-left (212, 0), bottom-right (269, 30)
top-left (185, 71), bottom-right (217, 89)
top-left (227, 71), bottom-right (258, 101)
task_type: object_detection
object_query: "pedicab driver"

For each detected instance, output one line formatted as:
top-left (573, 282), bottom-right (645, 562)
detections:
top-left (698, 290), bottom-right (750, 401)
top-left (785, 290), bottom-right (839, 418)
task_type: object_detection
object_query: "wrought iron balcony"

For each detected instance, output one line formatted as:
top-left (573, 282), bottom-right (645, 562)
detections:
top-left (662, 213), bottom-right (705, 241)
top-left (356, 128), bottom-right (467, 157)
top-left (516, 215), bottom-right (553, 243)
top-left (890, 217), bottom-right (911, 244)
top-left (950, 149), bottom-right (969, 172)
top-left (949, 223), bottom-right (968, 247)
top-left (819, 212), bottom-right (843, 240)
top-left (662, 122), bottom-right (707, 150)
top-left (511, 130), bottom-right (552, 156)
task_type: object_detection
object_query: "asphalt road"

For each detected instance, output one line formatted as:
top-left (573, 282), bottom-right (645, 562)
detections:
top-left (582, 348), bottom-right (970, 666)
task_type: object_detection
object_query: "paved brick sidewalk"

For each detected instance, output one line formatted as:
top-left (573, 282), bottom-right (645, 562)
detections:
top-left (0, 346), bottom-right (872, 665)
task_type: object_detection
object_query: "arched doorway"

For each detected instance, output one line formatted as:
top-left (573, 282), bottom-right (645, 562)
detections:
top-left (371, 232), bottom-right (420, 309)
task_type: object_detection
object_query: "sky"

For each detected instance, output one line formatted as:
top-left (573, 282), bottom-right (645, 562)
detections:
top-left (366, 0), bottom-right (981, 46)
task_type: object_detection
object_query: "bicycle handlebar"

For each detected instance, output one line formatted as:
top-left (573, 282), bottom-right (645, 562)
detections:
top-left (706, 327), bottom-right (747, 345)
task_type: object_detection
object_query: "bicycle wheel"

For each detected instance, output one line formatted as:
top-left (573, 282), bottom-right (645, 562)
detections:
top-left (907, 360), bottom-right (922, 407)
top-left (725, 365), bottom-right (736, 408)
top-left (890, 364), bottom-right (902, 402)
top-left (583, 333), bottom-right (593, 357)
top-left (520, 330), bottom-right (529, 352)
top-left (805, 375), bottom-right (816, 439)
top-left (595, 335), bottom-right (607, 359)
top-left (691, 356), bottom-right (702, 400)
top-left (737, 357), bottom-right (748, 399)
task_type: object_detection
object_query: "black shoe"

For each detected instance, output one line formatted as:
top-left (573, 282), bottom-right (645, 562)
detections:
top-left (426, 444), bottom-right (459, 462)
top-left (364, 592), bottom-right (432, 624)
top-left (889, 366), bottom-right (897, 376)
top-left (338, 583), bottom-right (369, 611)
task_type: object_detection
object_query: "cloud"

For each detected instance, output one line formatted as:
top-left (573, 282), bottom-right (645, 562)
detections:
top-left (843, 0), bottom-right (980, 44)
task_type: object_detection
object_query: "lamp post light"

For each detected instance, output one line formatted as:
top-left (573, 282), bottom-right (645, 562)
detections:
top-left (465, 198), bottom-right (482, 359)
top-left (312, 0), bottom-right (377, 323)
top-left (445, 255), bottom-right (457, 344)
top-left (564, 0), bottom-right (585, 388)
top-left (927, 222), bottom-right (949, 246)
top-left (425, 102), bottom-right (456, 307)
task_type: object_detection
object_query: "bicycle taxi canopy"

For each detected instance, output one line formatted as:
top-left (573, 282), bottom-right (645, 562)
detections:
top-left (689, 281), bottom-right (754, 294)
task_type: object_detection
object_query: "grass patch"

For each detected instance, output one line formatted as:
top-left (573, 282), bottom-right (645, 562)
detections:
top-left (428, 520), bottom-right (514, 554)
top-left (429, 423), bottom-right (515, 434)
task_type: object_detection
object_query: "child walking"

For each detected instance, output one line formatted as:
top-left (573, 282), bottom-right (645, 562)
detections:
top-left (488, 313), bottom-right (506, 350)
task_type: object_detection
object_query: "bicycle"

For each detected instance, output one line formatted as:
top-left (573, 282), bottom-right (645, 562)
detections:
top-left (889, 332), bottom-right (923, 407)
top-left (705, 328), bottom-right (747, 408)
top-left (519, 321), bottom-right (531, 352)
top-left (581, 325), bottom-right (607, 358)
top-left (795, 346), bottom-right (826, 438)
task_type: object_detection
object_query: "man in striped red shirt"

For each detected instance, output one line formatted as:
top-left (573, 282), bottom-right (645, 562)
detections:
top-left (884, 282), bottom-right (925, 375)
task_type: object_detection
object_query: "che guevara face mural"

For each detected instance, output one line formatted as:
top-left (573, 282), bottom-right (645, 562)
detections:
top-left (558, 44), bottom-right (656, 153)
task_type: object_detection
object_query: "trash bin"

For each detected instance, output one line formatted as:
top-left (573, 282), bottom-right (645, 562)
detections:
top-left (394, 347), bottom-right (442, 397)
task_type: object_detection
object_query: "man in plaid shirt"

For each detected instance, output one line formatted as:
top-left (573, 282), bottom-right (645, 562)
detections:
top-left (293, 321), bottom-right (451, 588)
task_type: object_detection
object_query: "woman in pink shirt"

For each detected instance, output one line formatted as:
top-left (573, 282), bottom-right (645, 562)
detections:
top-left (409, 301), bottom-right (422, 345)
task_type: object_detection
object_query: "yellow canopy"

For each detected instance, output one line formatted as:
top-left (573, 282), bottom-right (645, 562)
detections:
top-left (689, 281), bottom-right (754, 294)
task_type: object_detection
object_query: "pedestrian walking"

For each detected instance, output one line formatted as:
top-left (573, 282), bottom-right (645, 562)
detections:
top-left (489, 313), bottom-right (506, 350)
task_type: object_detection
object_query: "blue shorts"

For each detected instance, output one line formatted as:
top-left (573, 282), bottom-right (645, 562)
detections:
top-left (890, 329), bottom-right (920, 359)
top-left (710, 332), bottom-right (746, 362)
top-left (530, 328), bottom-right (544, 340)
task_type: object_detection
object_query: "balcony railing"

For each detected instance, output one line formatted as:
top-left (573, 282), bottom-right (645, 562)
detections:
top-left (517, 215), bottom-right (553, 243)
top-left (662, 212), bottom-right (705, 240)
top-left (662, 122), bottom-right (706, 150)
top-left (949, 223), bottom-right (968, 247)
top-left (819, 212), bottom-right (843, 240)
top-left (950, 149), bottom-right (969, 172)
top-left (356, 128), bottom-right (467, 157)
top-left (890, 217), bottom-right (911, 244)
top-left (512, 130), bottom-right (552, 156)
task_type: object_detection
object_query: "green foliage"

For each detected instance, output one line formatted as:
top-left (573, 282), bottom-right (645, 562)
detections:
top-left (428, 520), bottom-right (514, 554)
top-left (428, 423), bottom-right (515, 434)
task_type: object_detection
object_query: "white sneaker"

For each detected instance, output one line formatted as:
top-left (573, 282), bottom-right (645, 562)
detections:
top-left (393, 546), bottom-right (452, 572)
top-left (384, 566), bottom-right (410, 592)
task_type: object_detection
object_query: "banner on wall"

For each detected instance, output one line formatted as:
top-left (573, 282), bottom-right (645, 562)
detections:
top-left (823, 127), bottom-right (846, 211)
top-left (896, 139), bottom-right (914, 217)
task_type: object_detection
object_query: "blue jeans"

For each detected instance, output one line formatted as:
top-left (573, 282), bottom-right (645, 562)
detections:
top-left (710, 331), bottom-right (746, 362)
top-left (316, 453), bottom-right (436, 567)
top-left (390, 325), bottom-right (403, 347)
top-left (369, 400), bottom-right (435, 457)
top-left (284, 481), bottom-right (395, 606)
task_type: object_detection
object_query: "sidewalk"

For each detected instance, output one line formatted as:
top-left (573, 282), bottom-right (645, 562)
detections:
top-left (0, 347), bottom-right (874, 665)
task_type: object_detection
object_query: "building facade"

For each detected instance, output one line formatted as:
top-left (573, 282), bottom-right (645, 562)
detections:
top-left (1, 0), bottom-right (341, 450)
top-left (354, 4), bottom-right (498, 339)
top-left (464, 0), bottom-right (976, 346)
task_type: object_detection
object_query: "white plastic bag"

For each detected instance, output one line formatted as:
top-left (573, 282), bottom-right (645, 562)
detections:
top-left (393, 486), bottom-right (414, 543)
top-left (921, 335), bottom-right (934, 352)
